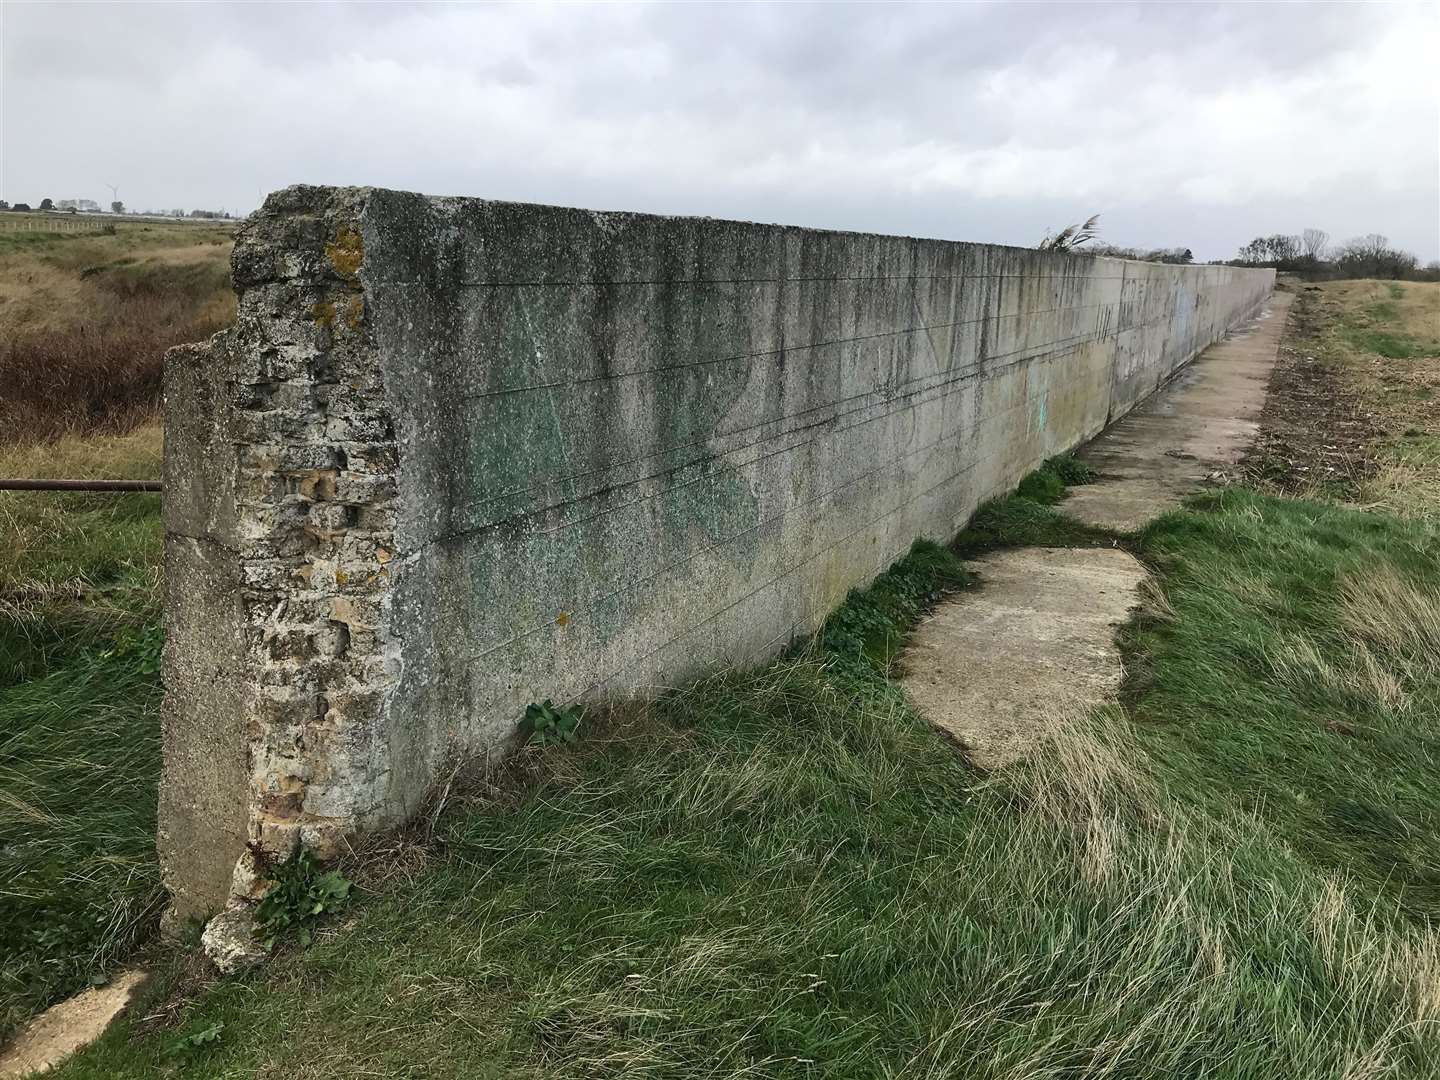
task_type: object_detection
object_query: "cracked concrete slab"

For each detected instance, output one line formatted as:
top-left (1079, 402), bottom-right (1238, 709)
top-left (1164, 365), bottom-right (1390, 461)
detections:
top-left (1061, 293), bottom-right (1292, 531)
top-left (899, 547), bottom-right (1146, 769)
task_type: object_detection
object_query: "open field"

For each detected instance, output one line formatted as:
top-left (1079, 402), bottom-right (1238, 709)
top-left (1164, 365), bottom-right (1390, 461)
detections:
top-left (4, 280), bottom-right (1440, 1075)
top-left (0, 219), bottom-right (233, 442)
top-left (1251, 280), bottom-right (1439, 513)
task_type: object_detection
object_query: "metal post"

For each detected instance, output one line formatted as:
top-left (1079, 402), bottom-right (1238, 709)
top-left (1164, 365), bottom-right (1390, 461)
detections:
top-left (0, 479), bottom-right (162, 492)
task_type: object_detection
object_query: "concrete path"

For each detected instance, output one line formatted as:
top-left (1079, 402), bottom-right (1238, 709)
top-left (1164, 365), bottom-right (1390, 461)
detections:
top-left (0, 971), bottom-right (147, 1078)
top-left (1063, 294), bottom-right (1292, 531)
top-left (901, 295), bottom-right (1291, 766)
top-left (900, 547), bottom-right (1146, 768)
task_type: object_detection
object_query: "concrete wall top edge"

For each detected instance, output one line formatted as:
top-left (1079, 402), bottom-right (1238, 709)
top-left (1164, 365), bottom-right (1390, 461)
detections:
top-left (248, 184), bottom-right (1270, 281)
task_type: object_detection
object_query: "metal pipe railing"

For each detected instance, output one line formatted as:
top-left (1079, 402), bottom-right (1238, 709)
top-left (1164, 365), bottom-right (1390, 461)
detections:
top-left (0, 479), bottom-right (162, 492)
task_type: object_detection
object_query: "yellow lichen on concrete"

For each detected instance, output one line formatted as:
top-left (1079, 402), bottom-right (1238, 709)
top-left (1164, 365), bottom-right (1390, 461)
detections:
top-left (325, 225), bottom-right (364, 279)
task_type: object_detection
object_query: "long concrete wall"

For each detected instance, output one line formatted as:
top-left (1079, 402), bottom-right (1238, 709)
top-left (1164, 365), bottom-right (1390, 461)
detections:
top-left (160, 185), bottom-right (1273, 916)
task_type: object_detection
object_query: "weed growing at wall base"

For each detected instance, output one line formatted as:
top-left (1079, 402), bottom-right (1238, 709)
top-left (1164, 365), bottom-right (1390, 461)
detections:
top-left (520, 700), bottom-right (584, 745)
top-left (254, 850), bottom-right (353, 948)
top-left (954, 453), bottom-right (1112, 552)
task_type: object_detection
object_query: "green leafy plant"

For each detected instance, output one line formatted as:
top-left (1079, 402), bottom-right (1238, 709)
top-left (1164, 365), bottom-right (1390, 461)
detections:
top-left (99, 624), bottom-right (163, 675)
top-left (165, 1021), bottom-right (223, 1058)
top-left (520, 699), bottom-right (583, 745)
top-left (254, 848), bottom-right (352, 948)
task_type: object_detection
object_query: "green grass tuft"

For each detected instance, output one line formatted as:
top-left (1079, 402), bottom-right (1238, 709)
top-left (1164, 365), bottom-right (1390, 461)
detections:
top-left (0, 642), bottom-right (164, 1041)
top-left (955, 453), bottom-right (1111, 553)
top-left (1346, 327), bottom-right (1434, 359)
top-left (818, 540), bottom-right (970, 675)
top-left (1130, 487), bottom-right (1440, 916)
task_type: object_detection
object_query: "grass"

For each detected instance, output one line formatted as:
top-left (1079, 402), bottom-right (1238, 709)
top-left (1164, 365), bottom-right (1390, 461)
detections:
top-left (0, 230), bottom-right (215, 1034)
top-left (0, 430), bottom-right (166, 1042)
top-left (1129, 489), bottom-right (1440, 916)
top-left (953, 454), bottom-right (1111, 553)
top-left (1347, 328), bottom-right (1432, 360)
top-left (0, 220), bottom-right (233, 441)
top-left (1340, 282), bottom-right (1440, 515)
top-left (1272, 281), bottom-right (1440, 516)
top-left (1324, 280), bottom-right (1440, 364)
top-left (35, 452), bottom-right (1440, 1078)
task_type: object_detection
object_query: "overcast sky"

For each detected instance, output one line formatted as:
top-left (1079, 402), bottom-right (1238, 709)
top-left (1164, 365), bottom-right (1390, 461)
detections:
top-left (3, 1), bottom-right (1437, 261)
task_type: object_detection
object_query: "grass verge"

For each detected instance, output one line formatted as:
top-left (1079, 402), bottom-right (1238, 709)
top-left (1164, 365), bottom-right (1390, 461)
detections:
top-left (45, 457), bottom-right (1440, 1078)
top-left (1129, 488), bottom-right (1440, 916)
top-left (0, 430), bottom-right (166, 1042)
top-left (1252, 281), bottom-right (1439, 513)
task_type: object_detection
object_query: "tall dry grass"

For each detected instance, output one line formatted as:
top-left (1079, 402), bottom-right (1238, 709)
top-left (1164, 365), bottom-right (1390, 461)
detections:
top-left (0, 257), bottom-right (233, 443)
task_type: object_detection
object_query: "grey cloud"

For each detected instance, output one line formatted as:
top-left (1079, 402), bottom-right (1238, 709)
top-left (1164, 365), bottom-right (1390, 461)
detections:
top-left (2, 0), bottom-right (1435, 261)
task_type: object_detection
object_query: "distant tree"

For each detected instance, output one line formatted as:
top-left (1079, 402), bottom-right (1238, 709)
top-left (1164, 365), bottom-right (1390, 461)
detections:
top-left (1237, 238), bottom-right (1268, 265)
top-left (1335, 234), bottom-right (1420, 279)
top-left (1300, 228), bottom-right (1329, 262)
top-left (1348, 234), bottom-right (1389, 260)
top-left (13, 202), bottom-right (31, 212)
top-left (110, 200), bottom-right (124, 214)
top-left (0, 200), bottom-right (9, 211)
top-left (1263, 234), bottom-right (1302, 265)
top-left (39, 197), bottom-right (54, 210)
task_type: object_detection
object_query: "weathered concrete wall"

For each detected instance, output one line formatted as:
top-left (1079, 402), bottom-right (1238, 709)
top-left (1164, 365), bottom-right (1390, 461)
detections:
top-left (160, 185), bottom-right (1274, 917)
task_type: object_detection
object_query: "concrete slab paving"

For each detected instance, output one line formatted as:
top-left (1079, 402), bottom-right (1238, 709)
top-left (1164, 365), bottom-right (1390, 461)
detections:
top-left (0, 971), bottom-right (147, 1078)
top-left (899, 547), bottom-right (1146, 769)
top-left (1061, 293), bottom-right (1292, 531)
top-left (901, 293), bottom-right (1290, 765)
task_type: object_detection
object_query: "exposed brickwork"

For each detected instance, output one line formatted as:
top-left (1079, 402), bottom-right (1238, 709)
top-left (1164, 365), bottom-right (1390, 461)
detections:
top-left (229, 197), bottom-right (402, 880)
top-left (162, 189), bottom-right (404, 914)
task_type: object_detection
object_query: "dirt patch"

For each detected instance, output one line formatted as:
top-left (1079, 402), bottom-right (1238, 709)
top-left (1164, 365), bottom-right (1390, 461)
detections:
top-left (1244, 288), bottom-right (1381, 497)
